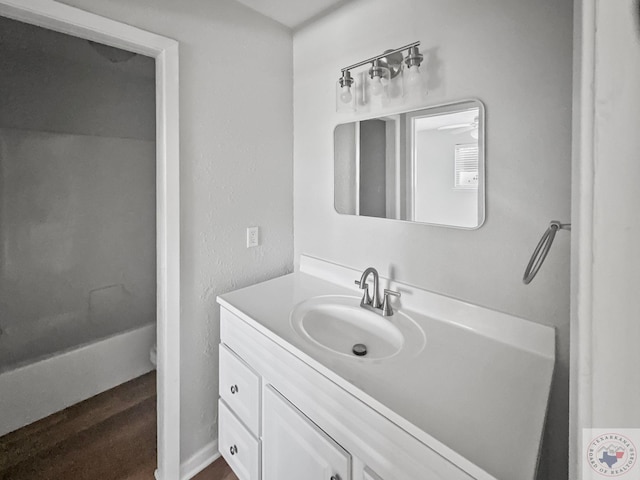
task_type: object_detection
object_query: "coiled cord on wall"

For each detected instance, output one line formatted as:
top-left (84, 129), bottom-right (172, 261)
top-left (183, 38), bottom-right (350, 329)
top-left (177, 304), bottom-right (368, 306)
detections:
top-left (523, 221), bottom-right (571, 285)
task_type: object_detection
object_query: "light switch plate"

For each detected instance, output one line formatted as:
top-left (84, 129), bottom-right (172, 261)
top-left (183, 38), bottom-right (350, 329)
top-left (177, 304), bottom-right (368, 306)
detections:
top-left (246, 226), bottom-right (259, 248)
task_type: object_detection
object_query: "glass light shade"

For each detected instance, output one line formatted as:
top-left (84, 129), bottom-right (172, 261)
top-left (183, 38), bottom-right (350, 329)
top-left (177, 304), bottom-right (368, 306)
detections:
top-left (363, 66), bottom-right (391, 109)
top-left (370, 76), bottom-right (384, 96)
top-left (386, 70), bottom-right (404, 107)
top-left (403, 64), bottom-right (428, 101)
top-left (336, 79), bottom-right (356, 112)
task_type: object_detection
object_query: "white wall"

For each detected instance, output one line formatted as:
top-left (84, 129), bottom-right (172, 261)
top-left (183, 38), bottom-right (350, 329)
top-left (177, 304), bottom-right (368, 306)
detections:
top-left (57, 0), bottom-right (294, 463)
top-left (414, 129), bottom-right (477, 226)
top-left (294, 0), bottom-right (573, 477)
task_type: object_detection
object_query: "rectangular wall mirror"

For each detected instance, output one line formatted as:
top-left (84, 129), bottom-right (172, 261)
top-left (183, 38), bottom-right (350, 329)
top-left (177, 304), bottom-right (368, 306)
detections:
top-left (334, 99), bottom-right (485, 229)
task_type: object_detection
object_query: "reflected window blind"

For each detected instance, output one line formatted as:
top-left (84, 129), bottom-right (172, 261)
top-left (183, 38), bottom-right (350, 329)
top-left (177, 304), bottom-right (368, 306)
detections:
top-left (454, 143), bottom-right (479, 189)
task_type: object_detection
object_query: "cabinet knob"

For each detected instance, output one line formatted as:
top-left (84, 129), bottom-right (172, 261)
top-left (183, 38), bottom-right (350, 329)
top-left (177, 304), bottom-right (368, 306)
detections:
top-left (230, 384), bottom-right (239, 394)
top-left (230, 444), bottom-right (238, 455)
top-left (330, 475), bottom-right (341, 480)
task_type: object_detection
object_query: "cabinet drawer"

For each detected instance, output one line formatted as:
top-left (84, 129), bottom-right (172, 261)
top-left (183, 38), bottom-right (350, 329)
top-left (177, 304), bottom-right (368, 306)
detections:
top-left (220, 343), bottom-right (261, 435)
top-left (219, 399), bottom-right (260, 480)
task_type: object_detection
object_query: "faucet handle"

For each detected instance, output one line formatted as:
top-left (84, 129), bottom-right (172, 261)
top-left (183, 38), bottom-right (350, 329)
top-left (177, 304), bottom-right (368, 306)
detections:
top-left (381, 289), bottom-right (401, 316)
top-left (355, 280), bottom-right (372, 306)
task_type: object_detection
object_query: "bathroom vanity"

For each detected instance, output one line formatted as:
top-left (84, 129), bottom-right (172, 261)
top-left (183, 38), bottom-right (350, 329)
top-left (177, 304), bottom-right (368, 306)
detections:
top-left (216, 256), bottom-right (555, 480)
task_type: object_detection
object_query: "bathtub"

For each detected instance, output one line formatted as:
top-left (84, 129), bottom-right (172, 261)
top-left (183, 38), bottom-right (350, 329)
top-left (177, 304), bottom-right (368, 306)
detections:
top-left (0, 322), bottom-right (155, 437)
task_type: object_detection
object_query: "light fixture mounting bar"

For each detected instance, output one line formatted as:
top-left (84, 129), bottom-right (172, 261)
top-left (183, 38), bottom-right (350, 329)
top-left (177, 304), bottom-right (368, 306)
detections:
top-left (340, 41), bottom-right (420, 73)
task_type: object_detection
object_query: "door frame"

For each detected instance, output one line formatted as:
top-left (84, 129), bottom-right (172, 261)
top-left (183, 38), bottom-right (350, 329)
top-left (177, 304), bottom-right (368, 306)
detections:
top-left (0, 1), bottom-right (181, 478)
top-left (570, 0), bottom-right (595, 477)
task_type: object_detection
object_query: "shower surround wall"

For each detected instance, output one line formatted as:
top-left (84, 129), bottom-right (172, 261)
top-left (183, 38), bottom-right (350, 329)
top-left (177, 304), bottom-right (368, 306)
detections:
top-left (293, 0), bottom-right (572, 478)
top-left (0, 129), bottom-right (155, 368)
top-left (0, 17), bottom-right (157, 435)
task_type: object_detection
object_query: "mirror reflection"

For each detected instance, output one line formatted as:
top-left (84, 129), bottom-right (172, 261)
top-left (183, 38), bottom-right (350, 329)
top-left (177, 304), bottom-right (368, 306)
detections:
top-left (334, 100), bottom-right (485, 229)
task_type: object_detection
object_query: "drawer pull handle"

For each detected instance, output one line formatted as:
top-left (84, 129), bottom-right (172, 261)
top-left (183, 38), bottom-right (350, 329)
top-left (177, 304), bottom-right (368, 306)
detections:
top-left (331, 476), bottom-right (341, 480)
top-left (230, 385), bottom-right (239, 394)
top-left (230, 444), bottom-right (238, 455)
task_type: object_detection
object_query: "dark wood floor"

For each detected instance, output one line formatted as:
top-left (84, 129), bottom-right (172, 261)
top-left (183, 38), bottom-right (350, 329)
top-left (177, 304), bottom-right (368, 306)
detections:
top-left (0, 372), bottom-right (236, 480)
top-left (193, 458), bottom-right (237, 480)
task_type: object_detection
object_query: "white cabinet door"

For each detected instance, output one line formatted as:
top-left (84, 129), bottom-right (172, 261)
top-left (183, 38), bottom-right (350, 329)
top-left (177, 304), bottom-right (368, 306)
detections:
top-left (362, 467), bottom-right (384, 480)
top-left (263, 384), bottom-right (351, 480)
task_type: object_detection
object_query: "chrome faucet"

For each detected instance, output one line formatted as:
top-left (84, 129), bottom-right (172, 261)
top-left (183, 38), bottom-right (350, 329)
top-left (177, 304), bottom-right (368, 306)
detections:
top-left (356, 267), bottom-right (381, 309)
top-left (355, 267), bottom-right (401, 316)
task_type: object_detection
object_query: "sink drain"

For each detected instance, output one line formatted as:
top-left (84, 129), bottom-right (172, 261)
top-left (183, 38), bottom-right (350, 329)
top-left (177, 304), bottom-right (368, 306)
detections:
top-left (352, 343), bottom-right (368, 356)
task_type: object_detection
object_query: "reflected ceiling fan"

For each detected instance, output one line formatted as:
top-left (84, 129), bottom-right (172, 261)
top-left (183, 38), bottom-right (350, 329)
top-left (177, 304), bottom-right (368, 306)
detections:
top-left (438, 116), bottom-right (479, 138)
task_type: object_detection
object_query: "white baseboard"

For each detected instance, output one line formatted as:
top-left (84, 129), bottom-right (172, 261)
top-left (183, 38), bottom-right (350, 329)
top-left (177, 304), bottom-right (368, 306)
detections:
top-left (0, 324), bottom-right (155, 437)
top-left (180, 438), bottom-right (220, 480)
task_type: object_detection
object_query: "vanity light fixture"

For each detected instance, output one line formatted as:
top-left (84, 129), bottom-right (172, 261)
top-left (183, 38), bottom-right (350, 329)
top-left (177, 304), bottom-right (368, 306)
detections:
top-left (336, 41), bottom-right (426, 112)
top-left (336, 70), bottom-right (356, 112)
top-left (368, 59), bottom-right (386, 96)
top-left (404, 45), bottom-right (424, 87)
top-left (365, 58), bottom-right (392, 106)
top-left (338, 70), bottom-right (354, 102)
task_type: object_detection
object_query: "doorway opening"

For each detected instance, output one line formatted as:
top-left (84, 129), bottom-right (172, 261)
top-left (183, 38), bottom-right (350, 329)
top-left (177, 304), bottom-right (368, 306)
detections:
top-left (0, 2), bottom-right (179, 478)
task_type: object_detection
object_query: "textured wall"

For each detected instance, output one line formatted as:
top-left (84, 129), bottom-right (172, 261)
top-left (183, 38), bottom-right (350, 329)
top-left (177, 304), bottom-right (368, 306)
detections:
top-left (58, 0), bottom-right (294, 462)
top-left (293, 0), bottom-right (572, 477)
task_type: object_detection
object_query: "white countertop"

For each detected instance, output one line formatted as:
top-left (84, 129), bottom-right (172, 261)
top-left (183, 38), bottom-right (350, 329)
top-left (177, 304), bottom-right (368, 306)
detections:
top-left (217, 255), bottom-right (555, 480)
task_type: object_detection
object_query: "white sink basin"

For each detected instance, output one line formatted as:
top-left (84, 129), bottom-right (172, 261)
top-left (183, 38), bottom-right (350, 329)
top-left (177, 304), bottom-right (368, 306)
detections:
top-left (290, 295), bottom-right (425, 360)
